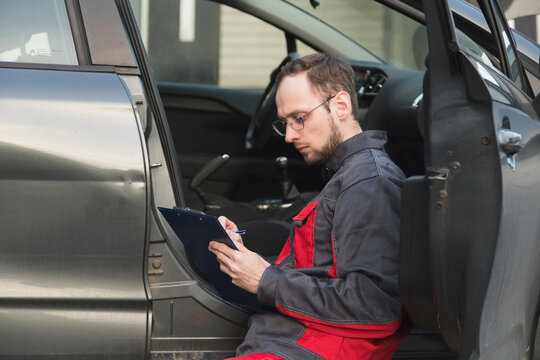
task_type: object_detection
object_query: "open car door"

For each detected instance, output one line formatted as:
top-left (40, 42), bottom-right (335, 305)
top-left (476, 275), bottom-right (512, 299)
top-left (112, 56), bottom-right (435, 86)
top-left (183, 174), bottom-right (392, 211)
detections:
top-left (422, 0), bottom-right (540, 358)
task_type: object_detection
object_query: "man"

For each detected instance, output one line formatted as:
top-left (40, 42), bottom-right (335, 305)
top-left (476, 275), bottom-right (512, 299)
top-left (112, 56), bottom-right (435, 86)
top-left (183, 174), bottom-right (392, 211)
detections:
top-left (209, 53), bottom-right (410, 360)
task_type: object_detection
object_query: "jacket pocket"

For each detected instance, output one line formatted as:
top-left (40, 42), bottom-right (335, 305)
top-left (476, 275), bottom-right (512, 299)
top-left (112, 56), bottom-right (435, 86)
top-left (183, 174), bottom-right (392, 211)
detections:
top-left (291, 200), bottom-right (319, 268)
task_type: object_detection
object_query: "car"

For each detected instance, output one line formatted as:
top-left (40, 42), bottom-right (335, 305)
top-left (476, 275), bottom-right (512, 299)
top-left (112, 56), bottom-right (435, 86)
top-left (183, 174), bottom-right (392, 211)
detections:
top-left (0, 0), bottom-right (539, 359)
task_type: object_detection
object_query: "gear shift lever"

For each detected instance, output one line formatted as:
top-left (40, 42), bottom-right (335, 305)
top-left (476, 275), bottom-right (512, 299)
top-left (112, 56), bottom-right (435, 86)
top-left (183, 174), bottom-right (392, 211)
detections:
top-left (275, 156), bottom-right (300, 202)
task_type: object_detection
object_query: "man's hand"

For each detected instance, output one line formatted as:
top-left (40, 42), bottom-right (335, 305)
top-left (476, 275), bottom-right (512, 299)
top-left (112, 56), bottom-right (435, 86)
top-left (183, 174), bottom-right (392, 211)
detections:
top-left (218, 216), bottom-right (243, 245)
top-left (209, 234), bottom-right (270, 294)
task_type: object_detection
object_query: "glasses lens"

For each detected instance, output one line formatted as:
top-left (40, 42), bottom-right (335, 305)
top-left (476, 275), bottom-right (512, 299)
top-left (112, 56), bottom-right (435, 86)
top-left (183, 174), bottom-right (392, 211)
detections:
top-left (292, 116), bottom-right (303, 130)
top-left (272, 120), bottom-right (286, 136)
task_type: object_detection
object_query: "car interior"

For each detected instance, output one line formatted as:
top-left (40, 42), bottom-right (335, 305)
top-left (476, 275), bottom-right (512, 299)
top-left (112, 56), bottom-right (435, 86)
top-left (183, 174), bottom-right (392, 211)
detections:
top-left (160, 56), bottom-right (427, 257)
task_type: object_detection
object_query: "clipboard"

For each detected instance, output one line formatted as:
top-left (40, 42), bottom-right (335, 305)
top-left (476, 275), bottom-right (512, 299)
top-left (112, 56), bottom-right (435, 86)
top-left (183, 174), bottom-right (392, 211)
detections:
top-left (158, 207), bottom-right (261, 309)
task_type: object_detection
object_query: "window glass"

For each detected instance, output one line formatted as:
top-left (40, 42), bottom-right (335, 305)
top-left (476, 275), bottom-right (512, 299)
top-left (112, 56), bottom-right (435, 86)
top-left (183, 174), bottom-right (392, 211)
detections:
top-left (498, 18), bottom-right (522, 86)
top-left (0, 0), bottom-right (77, 65)
top-left (285, 0), bottom-right (428, 70)
top-left (455, 0), bottom-right (525, 90)
top-left (219, 5), bottom-right (315, 89)
top-left (453, 2), bottom-right (502, 72)
top-left (455, 28), bottom-right (500, 70)
top-left (131, 0), bottom-right (314, 89)
top-left (464, 0), bottom-right (480, 8)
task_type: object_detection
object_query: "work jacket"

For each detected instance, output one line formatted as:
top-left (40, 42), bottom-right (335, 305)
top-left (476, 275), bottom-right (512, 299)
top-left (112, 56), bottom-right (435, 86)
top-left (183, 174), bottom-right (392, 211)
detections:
top-left (236, 131), bottom-right (411, 360)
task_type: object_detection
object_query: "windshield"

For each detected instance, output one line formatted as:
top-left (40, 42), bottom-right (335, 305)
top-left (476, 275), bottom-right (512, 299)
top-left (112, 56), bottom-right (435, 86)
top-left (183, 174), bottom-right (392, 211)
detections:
top-left (285, 0), bottom-right (427, 70)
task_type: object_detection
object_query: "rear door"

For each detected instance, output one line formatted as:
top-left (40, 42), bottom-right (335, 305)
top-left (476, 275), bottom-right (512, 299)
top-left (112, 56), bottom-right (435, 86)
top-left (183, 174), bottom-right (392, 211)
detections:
top-left (423, 0), bottom-right (540, 358)
top-left (0, 0), bottom-right (150, 358)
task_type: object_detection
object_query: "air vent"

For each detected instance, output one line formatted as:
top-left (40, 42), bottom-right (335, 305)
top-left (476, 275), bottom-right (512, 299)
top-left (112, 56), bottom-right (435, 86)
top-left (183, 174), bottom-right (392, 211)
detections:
top-left (357, 70), bottom-right (387, 97)
top-left (364, 72), bottom-right (387, 95)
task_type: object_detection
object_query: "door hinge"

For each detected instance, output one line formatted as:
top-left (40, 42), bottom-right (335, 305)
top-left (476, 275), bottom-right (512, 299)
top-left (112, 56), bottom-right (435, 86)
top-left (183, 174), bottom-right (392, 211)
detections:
top-left (148, 252), bottom-right (163, 276)
top-left (427, 167), bottom-right (449, 181)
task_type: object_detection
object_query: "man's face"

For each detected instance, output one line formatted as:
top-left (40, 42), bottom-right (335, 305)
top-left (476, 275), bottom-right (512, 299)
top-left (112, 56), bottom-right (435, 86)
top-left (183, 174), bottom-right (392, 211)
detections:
top-left (275, 72), bottom-right (342, 165)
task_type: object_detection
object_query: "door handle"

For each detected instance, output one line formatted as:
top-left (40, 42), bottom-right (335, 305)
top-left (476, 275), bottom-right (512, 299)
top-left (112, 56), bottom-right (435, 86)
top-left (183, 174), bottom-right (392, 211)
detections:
top-left (498, 129), bottom-right (523, 156)
top-left (498, 129), bottom-right (523, 171)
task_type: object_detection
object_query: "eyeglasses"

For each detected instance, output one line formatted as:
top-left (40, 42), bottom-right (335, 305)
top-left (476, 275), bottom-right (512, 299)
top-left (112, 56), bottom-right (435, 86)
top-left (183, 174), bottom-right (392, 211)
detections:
top-left (272, 95), bottom-right (335, 136)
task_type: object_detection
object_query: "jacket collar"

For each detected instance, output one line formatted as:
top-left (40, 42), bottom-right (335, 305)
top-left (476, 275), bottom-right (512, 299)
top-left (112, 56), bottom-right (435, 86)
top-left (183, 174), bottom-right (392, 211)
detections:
top-left (324, 130), bottom-right (388, 174)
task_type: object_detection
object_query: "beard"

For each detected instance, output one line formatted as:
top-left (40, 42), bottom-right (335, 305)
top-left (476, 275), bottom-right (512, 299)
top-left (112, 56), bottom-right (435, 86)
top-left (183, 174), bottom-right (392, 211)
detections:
top-left (303, 116), bottom-right (342, 165)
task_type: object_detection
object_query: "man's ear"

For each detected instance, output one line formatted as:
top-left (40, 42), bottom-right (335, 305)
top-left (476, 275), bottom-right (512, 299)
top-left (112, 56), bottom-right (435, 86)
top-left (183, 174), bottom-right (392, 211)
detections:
top-left (332, 91), bottom-right (352, 121)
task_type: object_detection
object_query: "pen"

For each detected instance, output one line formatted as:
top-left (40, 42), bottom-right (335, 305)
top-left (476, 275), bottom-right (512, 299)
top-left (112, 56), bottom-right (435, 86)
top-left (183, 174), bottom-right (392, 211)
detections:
top-left (234, 230), bottom-right (246, 234)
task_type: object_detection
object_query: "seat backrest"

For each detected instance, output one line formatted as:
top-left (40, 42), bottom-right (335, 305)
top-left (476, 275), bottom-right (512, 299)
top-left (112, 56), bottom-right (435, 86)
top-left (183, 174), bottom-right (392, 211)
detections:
top-left (361, 71), bottom-right (425, 177)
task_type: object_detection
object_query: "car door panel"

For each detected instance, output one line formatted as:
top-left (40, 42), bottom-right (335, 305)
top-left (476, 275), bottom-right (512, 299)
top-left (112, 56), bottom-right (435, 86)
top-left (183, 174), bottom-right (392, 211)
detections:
top-left (0, 67), bottom-right (149, 359)
top-left (159, 82), bottom-right (260, 156)
top-left (422, 0), bottom-right (540, 358)
top-left (158, 82), bottom-right (280, 200)
top-left (479, 70), bottom-right (540, 359)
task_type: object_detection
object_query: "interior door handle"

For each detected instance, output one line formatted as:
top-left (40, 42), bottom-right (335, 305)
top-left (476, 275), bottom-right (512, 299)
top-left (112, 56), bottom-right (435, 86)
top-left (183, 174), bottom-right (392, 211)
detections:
top-left (498, 129), bottom-right (523, 156)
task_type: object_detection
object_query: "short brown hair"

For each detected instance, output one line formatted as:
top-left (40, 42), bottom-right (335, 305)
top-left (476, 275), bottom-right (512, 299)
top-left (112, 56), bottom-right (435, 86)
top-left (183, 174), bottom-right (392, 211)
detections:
top-left (275, 53), bottom-right (359, 120)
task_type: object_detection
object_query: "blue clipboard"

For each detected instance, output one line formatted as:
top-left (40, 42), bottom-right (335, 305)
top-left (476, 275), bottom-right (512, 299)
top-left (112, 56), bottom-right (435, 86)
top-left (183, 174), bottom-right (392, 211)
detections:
top-left (158, 207), bottom-right (261, 309)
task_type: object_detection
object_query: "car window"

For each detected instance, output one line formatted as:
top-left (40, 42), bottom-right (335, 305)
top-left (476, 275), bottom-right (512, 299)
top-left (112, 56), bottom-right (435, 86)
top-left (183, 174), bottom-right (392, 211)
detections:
top-left (0, 0), bottom-right (77, 65)
top-left (285, 0), bottom-right (428, 71)
top-left (219, 5), bottom-right (316, 89)
top-left (455, 0), bottom-right (526, 91)
top-left (455, 28), bottom-right (499, 69)
top-left (496, 15), bottom-right (523, 87)
top-left (129, 0), bottom-right (316, 89)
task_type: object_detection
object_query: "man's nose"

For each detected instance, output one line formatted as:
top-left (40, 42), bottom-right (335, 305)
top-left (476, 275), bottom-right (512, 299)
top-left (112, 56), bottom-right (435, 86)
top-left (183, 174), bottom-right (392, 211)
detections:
top-left (284, 125), bottom-right (299, 143)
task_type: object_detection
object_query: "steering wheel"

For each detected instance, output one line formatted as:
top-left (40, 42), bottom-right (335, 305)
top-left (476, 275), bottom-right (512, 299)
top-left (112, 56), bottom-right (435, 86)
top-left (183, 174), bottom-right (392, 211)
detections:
top-left (245, 52), bottom-right (301, 153)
